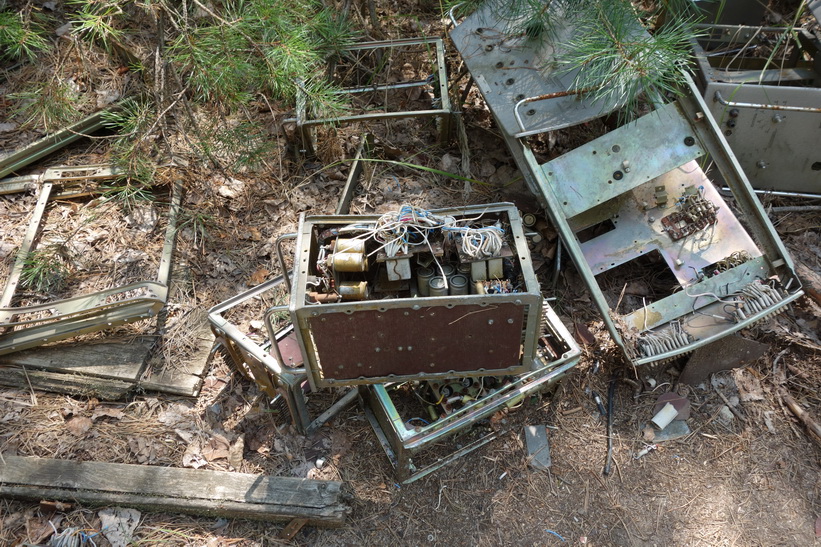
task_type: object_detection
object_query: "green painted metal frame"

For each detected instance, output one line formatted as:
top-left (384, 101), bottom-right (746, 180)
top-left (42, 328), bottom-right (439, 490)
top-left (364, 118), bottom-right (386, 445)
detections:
top-left (290, 37), bottom-right (453, 154)
top-left (690, 24), bottom-right (821, 195)
top-left (361, 301), bottom-right (580, 483)
top-left (0, 180), bottom-right (181, 355)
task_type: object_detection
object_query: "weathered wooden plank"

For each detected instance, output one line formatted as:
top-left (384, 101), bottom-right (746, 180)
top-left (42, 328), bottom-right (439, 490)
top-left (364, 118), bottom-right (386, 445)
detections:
top-left (795, 262), bottom-right (821, 307)
top-left (0, 337), bottom-right (155, 381)
top-left (0, 455), bottom-right (349, 526)
top-left (0, 368), bottom-right (133, 400)
top-left (140, 309), bottom-right (215, 396)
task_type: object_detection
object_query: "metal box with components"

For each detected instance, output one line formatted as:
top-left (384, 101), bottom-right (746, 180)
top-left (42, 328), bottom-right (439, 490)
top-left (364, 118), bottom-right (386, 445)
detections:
top-left (691, 24), bottom-right (821, 195)
top-left (361, 301), bottom-right (580, 483)
top-left (287, 203), bottom-right (544, 389)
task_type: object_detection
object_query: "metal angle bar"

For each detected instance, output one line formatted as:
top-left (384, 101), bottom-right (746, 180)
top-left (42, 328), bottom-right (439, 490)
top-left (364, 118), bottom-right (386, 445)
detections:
top-left (335, 134), bottom-right (371, 215)
top-left (305, 388), bottom-right (359, 435)
top-left (403, 433), bottom-right (498, 485)
top-left (0, 108), bottom-right (116, 179)
top-left (0, 182), bottom-right (54, 321)
top-left (157, 182), bottom-right (183, 287)
top-left (713, 90), bottom-right (821, 113)
top-left (337, 79), bottom-right (433, 95)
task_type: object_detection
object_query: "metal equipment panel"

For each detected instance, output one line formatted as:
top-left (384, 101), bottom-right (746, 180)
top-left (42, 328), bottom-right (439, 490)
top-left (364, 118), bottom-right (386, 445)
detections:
top-left (448, 0), bottom-right (623, 136)
top-left (691, 25), bottom-right (821, 195)
top-left (541, 102), bottom-right (706, 219)
top-left (306, 301), bottom-right (528, 379)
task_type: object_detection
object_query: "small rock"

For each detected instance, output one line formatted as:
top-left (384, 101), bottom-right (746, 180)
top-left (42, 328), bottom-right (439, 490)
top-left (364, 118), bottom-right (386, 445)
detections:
top-left (55, 22), bottom-right (72, 37)
top-left (717, 405), bottom-right (735, 424)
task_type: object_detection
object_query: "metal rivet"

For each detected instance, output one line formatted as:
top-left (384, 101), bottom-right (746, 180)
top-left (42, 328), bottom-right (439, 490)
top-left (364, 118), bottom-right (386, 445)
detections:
top-left (684, 136), bottom-right (695, 146)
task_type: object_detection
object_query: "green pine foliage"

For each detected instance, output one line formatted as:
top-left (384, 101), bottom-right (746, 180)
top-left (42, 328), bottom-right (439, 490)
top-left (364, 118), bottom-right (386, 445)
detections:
top-left (0, 9), bottom-right (50, 62)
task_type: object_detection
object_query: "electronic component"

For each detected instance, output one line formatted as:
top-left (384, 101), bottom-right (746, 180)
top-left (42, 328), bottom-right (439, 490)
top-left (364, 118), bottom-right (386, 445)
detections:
top-left (289, 203), bottom-right (544, 389)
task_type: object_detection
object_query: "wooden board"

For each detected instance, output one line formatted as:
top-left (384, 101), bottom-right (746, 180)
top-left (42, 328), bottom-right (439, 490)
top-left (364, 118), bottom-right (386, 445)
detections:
top-left (139, 309), bottom-right (215, 396)
top-left (0, 368), bottom-right (134, 400)
top-left (0, 455), bottom-right (349, 526)
top-left (0, 336), bottom-right (155, 381)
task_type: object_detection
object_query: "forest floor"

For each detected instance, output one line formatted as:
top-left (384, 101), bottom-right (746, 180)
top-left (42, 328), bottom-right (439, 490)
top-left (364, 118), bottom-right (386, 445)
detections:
top-left (1, 1), bottom-right (820, 546)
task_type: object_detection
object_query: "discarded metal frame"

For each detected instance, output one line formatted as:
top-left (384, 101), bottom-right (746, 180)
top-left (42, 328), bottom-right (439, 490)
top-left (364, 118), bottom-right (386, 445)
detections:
top-left (0, 180), bottom-right (181, 355)
top-left (288, 203), bottom-right (544, 389)
top-left (691, 24), bottom-right (821, 195)
top-left (361, 301), bottom-right (580, 483)
top-left (0, 107), bottom-right (119, 179)
top-left (208, 273), bottom-right (337, 435)
top-left (0, 164), bottom-right (123, 196)
top-left (290, 37), bottom-right (453, 155)
top-left (450, 5), bottom-right (804, 366)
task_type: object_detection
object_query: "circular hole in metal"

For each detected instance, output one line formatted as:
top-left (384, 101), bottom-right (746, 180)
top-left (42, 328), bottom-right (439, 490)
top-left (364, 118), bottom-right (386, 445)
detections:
top-left (613, 171), bottom-right (623, 180)
top-left (484, 44), bottom-right (494, 52)
top-left (526, 109), bottom-right (536, 116)
top-left (505, 78), bottom-right (515, 85)
top-left (612, 145), bottom-right (621, 153)
top-left (684, 136), bottom-right (696, 146)
top-left (495, 62), bottom-right (504, 69)
top-left (515, 94), bottom-right (525, 101)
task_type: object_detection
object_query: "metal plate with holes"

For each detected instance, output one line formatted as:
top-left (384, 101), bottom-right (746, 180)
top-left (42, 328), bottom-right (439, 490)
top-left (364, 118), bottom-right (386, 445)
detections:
top-left (691, 25), bottom-right (821, 195)
top-left (539, 102), bottom-right (705, 219)
top-left (449, 0), bottom-right (626, 135)
top-left (307, 300), bottom-right (528, 380)
top-left (291, 203), bottom-right (544, 389)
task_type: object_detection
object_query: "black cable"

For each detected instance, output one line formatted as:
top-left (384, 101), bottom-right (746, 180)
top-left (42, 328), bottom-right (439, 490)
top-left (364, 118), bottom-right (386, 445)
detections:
top-left (603, 378), bottom-right (617, 476)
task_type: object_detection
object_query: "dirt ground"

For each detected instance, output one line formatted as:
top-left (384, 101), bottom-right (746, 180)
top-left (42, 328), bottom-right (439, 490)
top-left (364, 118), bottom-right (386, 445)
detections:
top-left (1, 1), bottom-right (821, 546)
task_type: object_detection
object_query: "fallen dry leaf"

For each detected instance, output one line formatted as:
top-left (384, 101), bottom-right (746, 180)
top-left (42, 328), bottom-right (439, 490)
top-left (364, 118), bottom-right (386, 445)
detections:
top-left (228, 435), bottom-right (245, 470)
top-left (91, 407), bottom-right (124, 421)
top-left (248, 268), bottom-right (269, 285)
top-left (202, 434), bottom-right (231, 462)
top-left (65, 416), bottom-right (92, 436)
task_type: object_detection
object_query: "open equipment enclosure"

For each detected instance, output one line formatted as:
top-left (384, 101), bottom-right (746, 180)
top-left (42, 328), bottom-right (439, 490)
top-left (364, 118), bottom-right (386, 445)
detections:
top-left (288, 203), bottom-right (546, 390)
top-left (450, 3), bottom-right (804, 366)
top-left (361, 301), bottom-right (579, 483)
top-left (691, 24), bottom-right (821, 195)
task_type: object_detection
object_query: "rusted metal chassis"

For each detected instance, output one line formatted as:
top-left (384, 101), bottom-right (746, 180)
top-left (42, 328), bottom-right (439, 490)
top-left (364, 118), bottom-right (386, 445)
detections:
top-left (289, 37), bottom-right (452, 154)
top-left (0, 181), bottom-right (181, 355)
top-left (288, 204), bottom-right (543, 389)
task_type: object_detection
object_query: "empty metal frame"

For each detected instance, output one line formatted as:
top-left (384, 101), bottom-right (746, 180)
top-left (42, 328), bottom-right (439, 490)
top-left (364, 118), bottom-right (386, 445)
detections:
top-left (292, 37), bottom-right (452, 154)
top-left (0, 180), bottom-right (180, 355)
top-left (361, 301), bottom-right (580, 483)
top-left (691, 24), bottom-right (821, 195)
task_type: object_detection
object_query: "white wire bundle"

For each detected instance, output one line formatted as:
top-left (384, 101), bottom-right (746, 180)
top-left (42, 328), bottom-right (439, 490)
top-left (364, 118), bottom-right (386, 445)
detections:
top-left (457, 225), bottom-right (504, 259)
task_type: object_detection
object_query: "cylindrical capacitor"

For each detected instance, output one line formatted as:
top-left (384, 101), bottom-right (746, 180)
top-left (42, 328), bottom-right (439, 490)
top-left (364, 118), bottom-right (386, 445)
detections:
top-left (440, 264), bottom-right (456, 279)
top-left (330, 252), bottom-right (367, 272)
top-left (456, 263), bottom-right (471, 277)
top-left (416, 266), bottom-right (434, 296)
top-left (428, 276), bottom-right (448, 296)
top-left (337, 281), bottom-right (368, 301)
top-left (335, 238), bottom-right (366, 254)
top-left (450, 274), bottom-right (469, 295)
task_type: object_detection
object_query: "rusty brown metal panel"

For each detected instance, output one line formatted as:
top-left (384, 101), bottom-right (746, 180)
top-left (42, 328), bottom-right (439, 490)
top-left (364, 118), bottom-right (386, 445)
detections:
top-left (308, 303), bottom-right (526, 380)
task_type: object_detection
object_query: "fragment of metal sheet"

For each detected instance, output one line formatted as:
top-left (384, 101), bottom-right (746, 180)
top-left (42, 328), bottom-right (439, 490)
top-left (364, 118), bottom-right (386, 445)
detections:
top-left (690, 25), bottom-right (821, 195)
top-left (448, 0), bottom-right (626, 138)
top-left (361, 301), bottom-right (580, 484)
top-left (519, 73), bottom-right (803, 366)
top-left (0, 107), bottom-right (120, 179)
top-left (288, 203), bottom-right (544, 390)
top-left (287, 38), bottom-right (452, 154)
top-left (0, 164), bottom-right (124, 196)
top-left (0, 182), bottom-right (181, 354)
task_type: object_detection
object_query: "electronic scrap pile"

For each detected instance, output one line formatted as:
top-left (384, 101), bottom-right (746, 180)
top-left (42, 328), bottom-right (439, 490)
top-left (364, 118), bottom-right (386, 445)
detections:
top-left (210, 203), bottom-right (580, 482)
